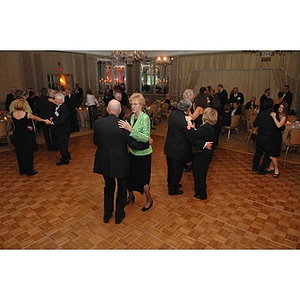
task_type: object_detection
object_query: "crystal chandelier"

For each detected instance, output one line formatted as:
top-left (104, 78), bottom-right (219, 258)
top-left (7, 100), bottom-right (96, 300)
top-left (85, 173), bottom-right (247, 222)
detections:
top-left (111, 50), bottom-right (148, 65)
top-left (243, 50), bottom-right (292, 62)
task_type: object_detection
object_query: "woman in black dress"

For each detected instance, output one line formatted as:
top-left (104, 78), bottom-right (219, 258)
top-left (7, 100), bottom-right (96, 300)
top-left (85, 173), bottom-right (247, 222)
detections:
top-left (269, 102), bottom-right (289, 177)
top-left (187, 107), bottom-right (218, 200)
top-left (11, 99), bottom-right (51, 176)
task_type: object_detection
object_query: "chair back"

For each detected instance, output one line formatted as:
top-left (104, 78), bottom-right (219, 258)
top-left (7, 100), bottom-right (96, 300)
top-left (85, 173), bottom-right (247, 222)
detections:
top-left (289, 129), bottom-right (300, 145)
top-left (244, 109), bottom-right (251, 121)
top-left (0, 122), bottom-right (8, 137)
top-left (152, 103), bottom-right (159, 118)
top-left (288, 115), bottom-right (297, 123)
top-left (162, 102), bottom-right (170, 113)
top-left (230, 115), bottom-right (240, 128)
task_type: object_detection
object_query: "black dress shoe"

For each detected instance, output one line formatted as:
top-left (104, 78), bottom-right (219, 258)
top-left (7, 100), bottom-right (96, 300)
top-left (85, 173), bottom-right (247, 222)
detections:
top-left (141, 200), bottom-right (153, 212)
top-left (183, 166), bottom-right (191, 172)
top-left (26, 170), bottom-right (37, 176)
top-left (115, 212), bottom-right (125, 224)
top-left (169, 189), bottom-right (183, 195)
top-left (56, 161), bottom-right (69, 165)
top-left (125, 196), bottom-right (135, 205)
top-left (258, 170), bottom-right (268, 175)
top-left (103, 214), bottom-right (112, 223)
top-left (194, 194), bottom-right (207, 200)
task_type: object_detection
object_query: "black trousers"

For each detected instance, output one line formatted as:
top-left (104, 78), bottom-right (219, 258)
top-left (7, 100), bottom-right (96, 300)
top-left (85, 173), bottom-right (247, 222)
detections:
top-left (41, 123), bottom-right (56, 150)
top-left (166, 155), bottom-right (185, 192)
top-left (103, 175), bottom-right (127, 220)
top-left (88, 105), bottom-right (98, 129)
top-left (70, 111), bottom-right (79, 133)
top-left (57, 134), bottom-right (71, 163)
top-left (192, 153), bottom-right (212, 199)
top-left (252, 137), bottom-right (271, 172)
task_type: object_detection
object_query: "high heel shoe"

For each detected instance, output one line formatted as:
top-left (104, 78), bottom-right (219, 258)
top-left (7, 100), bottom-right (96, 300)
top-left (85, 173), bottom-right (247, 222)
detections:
top-left (125, 196), bottom-right (135, 205)
top-left (141, 200), bottom-right (153, 212)
top-left (273, 172), bottom-right (280, 178)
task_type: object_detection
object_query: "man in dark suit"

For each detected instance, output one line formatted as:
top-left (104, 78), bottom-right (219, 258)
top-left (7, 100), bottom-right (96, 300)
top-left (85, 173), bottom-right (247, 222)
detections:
top-left (50, 92), bottom-right (71, 165)
top-left (35, 87), bottom-right (57, 150)
top-left (245, 96), bottom-right (257, 110)
top-left (93, 100), bottom-right (150, 224)
top-left (282, 85), bottom-right (293, 112)
top-left (252, 98), bottom-right (275, 174)
top-left (164, 98), bottom-right (212, 195)
top-left (229, 87), bottom-right (244, 105)
top-left (215, 84), bottom-right (228, 108)
top-left (5, 87), bottom-right (17, 112)
top-left (74, 83), bottom-right (83, 106)
top-left (259, 88), bottom-right (271, 111)
top-left (65, 88), bottom-right (80, 133)
top-left (231, 101), bottom-right (242, 116)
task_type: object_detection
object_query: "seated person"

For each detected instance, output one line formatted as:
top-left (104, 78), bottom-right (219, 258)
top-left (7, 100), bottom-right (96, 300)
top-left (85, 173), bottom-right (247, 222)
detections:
top-left (231, 101), bottom-right (242, 116)
top-left (221, 102), bottom-right (232, 126)
top-left (245, 96), bottom-right (257, 110)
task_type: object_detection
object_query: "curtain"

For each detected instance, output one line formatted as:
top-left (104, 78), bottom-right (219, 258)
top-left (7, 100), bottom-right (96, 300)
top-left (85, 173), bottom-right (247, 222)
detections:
top-left (178, 52), bottom-right (300, 112)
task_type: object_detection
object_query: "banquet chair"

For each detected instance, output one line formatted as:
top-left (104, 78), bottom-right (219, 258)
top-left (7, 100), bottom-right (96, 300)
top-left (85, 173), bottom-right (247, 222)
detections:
top-left (222, 115), bottom-right (241, 139)
top-left (287, 115), bottom-right (298, 123)
top-left (150, 103), bottom-right (162, 126)
top-left (243, 109), bottom-right (252, 132)
top-left (161, 102), bottom-right (170, 121)
top-left (282, 128), bottom-right (300, 160)
top-left (246, 115), bottom-right (258, 144)
top-left (0, 122), bottom-right (11, 146)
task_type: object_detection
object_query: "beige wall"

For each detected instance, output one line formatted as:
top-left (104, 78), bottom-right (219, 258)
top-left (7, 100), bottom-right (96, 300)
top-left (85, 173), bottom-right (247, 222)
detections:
top-left (0, 51), bottom-right (99, 108)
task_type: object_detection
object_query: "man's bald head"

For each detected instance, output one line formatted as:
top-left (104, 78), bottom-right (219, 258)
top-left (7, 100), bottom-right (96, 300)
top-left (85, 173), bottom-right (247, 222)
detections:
top-left (107, 99), bottom-right (121, 116)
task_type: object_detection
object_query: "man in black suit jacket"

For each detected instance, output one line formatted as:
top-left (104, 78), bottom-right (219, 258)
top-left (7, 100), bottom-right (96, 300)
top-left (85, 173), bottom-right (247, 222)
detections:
top-left (74, 83), bottom-right (83, 106)
top-left (231, 101), bottom-right (242, 116)
top-left (245, 96), bottom-right (257, 110)
top-left (164, 98), bottom-right (212, 195)
top-left (35, 87), bottom-right (56, 150)
top-left (5, 87), bottom-right (17, 112)
top-left (229, 87), bottom-right (244, 105)
top-left (259, 88), bottom-right (271, 111)
top-left (93, 100), bottom-right (149, 224)
top-left (65, 88), bottom-right (80, 133)
top-left (282, 85), bottom-right (293, 112)
top-left (252, 98), bottom-right (275, 174)
top-left (215, 84), bottom-right (228, 108)
top-left (50, 93), bottom-right (71, 165)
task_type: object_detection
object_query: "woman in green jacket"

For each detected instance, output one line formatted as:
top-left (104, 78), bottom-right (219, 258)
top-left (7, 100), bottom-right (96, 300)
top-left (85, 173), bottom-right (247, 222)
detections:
top-left (118, 93), bottom-right (153, 211)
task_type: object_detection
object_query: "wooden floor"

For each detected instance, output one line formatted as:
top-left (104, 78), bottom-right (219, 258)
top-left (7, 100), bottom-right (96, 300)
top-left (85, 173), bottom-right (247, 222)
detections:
top-left (0, 123), bottom-right (300, 249)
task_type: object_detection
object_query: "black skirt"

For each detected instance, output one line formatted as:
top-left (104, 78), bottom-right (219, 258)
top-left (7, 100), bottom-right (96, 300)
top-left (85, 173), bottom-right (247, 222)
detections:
top-left (128, 152), bottom-right (152, 194)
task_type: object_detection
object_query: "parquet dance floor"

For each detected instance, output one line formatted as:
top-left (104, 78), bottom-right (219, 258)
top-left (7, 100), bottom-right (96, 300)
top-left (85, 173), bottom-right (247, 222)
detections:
top-left (0, 128), bottom-right (300, 249)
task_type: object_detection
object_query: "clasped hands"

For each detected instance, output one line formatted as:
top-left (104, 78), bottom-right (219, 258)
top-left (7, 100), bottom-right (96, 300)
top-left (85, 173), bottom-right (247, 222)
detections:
top-left (118, 120), bottom-right (153, 145)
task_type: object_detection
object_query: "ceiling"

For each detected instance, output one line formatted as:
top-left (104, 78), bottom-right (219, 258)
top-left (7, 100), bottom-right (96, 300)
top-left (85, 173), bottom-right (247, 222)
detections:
top-left (72, 50), bottom-right (222, 59)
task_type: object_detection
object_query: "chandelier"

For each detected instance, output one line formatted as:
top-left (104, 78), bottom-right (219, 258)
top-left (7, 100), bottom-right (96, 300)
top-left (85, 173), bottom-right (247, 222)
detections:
top-left (111, 50), bottom-right (148, 65)
top-left (243, 50), bottom-right (292, 62)
top-left (156, 56), bottom-right (175, 65)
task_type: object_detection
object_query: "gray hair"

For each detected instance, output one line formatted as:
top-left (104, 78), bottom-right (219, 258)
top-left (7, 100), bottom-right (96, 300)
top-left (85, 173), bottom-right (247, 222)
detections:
top-left (183, 89), bottom-right (194, 100)
top-left (55, 92), bottom-right (65, 102)
top-left (177, 98), bottom-right (192, 112)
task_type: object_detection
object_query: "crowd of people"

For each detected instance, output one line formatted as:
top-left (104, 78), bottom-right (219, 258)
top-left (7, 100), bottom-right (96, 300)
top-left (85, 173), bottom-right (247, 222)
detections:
top-left (3, 81), bottom-right (296, 224)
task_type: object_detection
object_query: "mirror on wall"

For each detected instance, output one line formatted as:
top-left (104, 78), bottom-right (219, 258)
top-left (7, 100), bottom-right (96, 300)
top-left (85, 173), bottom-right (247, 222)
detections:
top-left (97, 60), bottom-right (126, 94)
top-left (141, 56), bottom-right (174, 95)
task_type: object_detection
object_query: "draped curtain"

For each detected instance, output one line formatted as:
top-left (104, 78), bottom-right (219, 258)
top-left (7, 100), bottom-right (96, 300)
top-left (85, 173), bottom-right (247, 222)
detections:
top-left (178, 52), bottom-right (300, 113)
